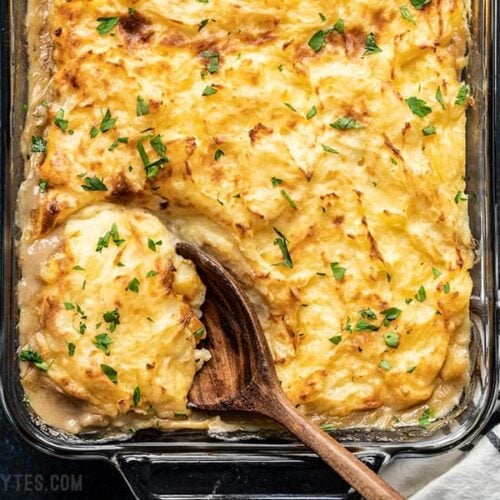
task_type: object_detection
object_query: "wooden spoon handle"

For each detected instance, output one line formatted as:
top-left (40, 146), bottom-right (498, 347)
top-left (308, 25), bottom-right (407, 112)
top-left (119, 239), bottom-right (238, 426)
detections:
top-left (266, 398), bottom-right (404, 500)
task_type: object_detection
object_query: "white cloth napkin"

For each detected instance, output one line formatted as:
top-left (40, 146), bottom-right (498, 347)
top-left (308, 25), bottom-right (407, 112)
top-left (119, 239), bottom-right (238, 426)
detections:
top-left (380, 412), bottom-right (500, 499)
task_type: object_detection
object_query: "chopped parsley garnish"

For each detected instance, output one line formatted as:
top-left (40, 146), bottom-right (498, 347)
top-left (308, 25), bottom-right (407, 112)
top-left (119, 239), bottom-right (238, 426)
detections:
top-left (418, 407), bottom-right (434, 427)
top-left (364, 33), bottom-right (382, 55)
top-left (38, 179), bottom-right (48, 193)
top-left (67, 342), bottom-right (76, 357)
top-left (432, 267), bottom-right (442, 278)
top-left (271, 177), bottom-right (283, 186)
top-left (136, 95), bottom-right (150, 116)
top-left (380, 307), bottom-right (402, 325)
top-left (411, 0), bottom-right (431, 9)
top-left (308, 20), bottom-right (344, 53)
top-left (443, 282), bottom-right (451, 294)
top-left (79, 322), bottom-right (87, 335)
top-left (202, 85), bottom-right (217, 96)
top-left (306, 105), bottom-right (317, 120)
top-left (319, 13), bottom-right (326, 21)
top-left (146, 270), bottom-right (159, 278)
top-left (273, 227), bottom-right (293, 268)
top-left (378, 359), bottom-right (391, 371)
top-left (148, 238), bottom-right (163, 252)
top-left (54, 109), bottom-right (69, 132)
top-left (405, 97), bottom-right (432, 117)
top-left (415, 285), bottom-right (427, 303)
top-left (99, 109), bottom-right (117, 133)
top-left (201, 50), bottom-right (219, 73)
top-left (280, 190), bottom-right (298, 209)
top-left (422, 125), bottom-right (437, 136)
top-left (81, 175), bottom-right (108, 191)
top-left (284, 102), bottom-right (297, 112)
top-left (454, 191), bottom-right (468, 203)
top-left (19, 349), bottom-right (49, 372)
top-left (109, 137), bottom-right (129, 151)
top-left (126, 277), bottom-right (140, 293)
top-left (93, 333), bottom-right (113, 356)
top-left (330, 262), bottom-right (346, 281)
top-left (436, 86), bottom-right (446, 110)
top-left (136, 140), bottom-right (169, 179)
top-left (214, 148), bottom-right (224, 161)
top-left (194, 327), bottom-right (206, 339)
top-left (90, 126), bottom-right (99, 138)
top-left (96, 17), bottom-right (120, 36)
top-left (360, 308), bottom-right (377, 320)
top-left (384, 332), bottom-right (400, 348)
top-left (399, 6), bottom-right (416, 24)
top-left (407, 366), bottom-right (417, 373)
top-left (150, 135), bottom-right (167, 156)
top-left (100, 364), bottom-right (118, 384)
top-left (73, 265), bottom-right (85, 271)
top-left (355, 319), bottom-right (379, 332)
top-left (96, 223), bottom-right (125, 252)
top-left (330, 117), bottom-right (363, 130)
top-left (64, 302), bottom-right (75, 311)
top-left (329, 335), bottom-right (342, 345)
top-left (322, 144), bottom-right (340, 154)
top-left (103, 308), bottom-right (120, 332)
top-left (198, 19), bottom-right (209, 32)
top-left (133, 387), bottom-right (141, 406)
top-left (31, 136), bottom-right (47, 153)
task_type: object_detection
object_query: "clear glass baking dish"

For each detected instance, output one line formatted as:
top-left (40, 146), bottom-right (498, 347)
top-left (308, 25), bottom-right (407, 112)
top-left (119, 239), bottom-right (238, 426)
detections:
top-left (0, 0), bottom-right (498, 498)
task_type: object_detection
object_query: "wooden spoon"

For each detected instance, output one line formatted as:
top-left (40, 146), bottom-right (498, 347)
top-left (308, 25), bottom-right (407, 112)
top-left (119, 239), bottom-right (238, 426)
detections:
top-left (176, 242), bottom-right (404, 500)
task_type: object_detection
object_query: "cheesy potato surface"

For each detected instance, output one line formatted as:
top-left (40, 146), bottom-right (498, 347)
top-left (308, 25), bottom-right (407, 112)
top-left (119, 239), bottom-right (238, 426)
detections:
top-left (21, 0), bottom-right (472, 431)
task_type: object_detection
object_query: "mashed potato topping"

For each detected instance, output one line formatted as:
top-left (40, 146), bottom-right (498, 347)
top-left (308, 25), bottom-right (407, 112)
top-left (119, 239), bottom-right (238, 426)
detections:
top-left (20, 0), bottom-right (472, 432)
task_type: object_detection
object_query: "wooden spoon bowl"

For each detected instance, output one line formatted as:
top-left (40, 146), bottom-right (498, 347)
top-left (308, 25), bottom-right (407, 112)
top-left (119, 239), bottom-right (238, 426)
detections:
top-left (176, 242), bottom-right (404, 500)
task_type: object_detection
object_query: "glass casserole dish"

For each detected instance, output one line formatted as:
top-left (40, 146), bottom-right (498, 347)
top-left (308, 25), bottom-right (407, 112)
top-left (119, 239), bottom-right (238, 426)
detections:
top-left (0, 0), bottom-right (498, 498)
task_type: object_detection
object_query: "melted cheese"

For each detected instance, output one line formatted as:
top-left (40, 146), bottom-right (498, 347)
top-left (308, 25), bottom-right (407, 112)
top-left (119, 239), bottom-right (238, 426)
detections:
top-left (21, 0), bottom-right (472, 432)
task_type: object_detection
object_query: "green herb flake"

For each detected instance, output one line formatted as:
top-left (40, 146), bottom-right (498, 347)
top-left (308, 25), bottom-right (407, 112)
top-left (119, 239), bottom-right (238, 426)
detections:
top-left (418, 407), bottom-right (434, 427)
top-left (214, 148), bottom-right (224, 161)
top-left (67, 342), bottom-right (76, 357)
top-left (93, 333), bottom-right (113, 355)
top-left (355, 319), bottom-right (379, 332)
top-left (198, 19), bottom-right (209, 32)
top-left (146, 270), bottom-right (159, 278)
top-left (54, 109), bottom-right (69, 132)
top-left (329, 335), bottom-right (342, 345)
top-left (99, 109), bottom-right (117, 133)
top-left (64, 302), bottom-right (75, 311)
top-left (103, 308), bottom-right (120, 332)
top-left (202, 85), bottom-right (217, 96)
top-left (454, 191), bottom-right (468, 204)
top-left (201, 50), bottom-right (219, 73)
top-left (364, 33), bottom-right (382, 56)
top-left (422, 125), bottom-right (437, 136)
top-left (322, 144), bottom-right (340, 154)
top-left (150, 135), bottom-right (167, 156)
top-left (384, 332), bottom-right (400, 348)
top-left (455, 85), bottom-right (469, 105)
top-left (19, 349), bottom-right (49, 371)
top-left (330, 117), bottom-right (363, 130)
top-left (273, 227), bottom-right (293, 269)
top-left (360, 308), bottom-right (377, 320)
top-left (271, 176), bottom-right (283, 186)
top-left (443, 282), bottom-right (451, 294)
top-left (378, 359), bottom-right (392, 371)
top-left (126, 277), bottom-right (140, 293)
top-left (136, 95), bottom-right (150, 116)
top-left (90, 126), bottom-right (99, 138)
top-left (148, 238), bottom-right (162, 252)
top-left (38, 179), bottom-right (48, 193)
top-left (284, 102), bottom-right (297, 112)
top-left (432, 267), bottom-right (442, 278)
top-left (330, 262), bottom-right (346, 281)
top-left (436, 86), bottom-right (446, 110)
top-left (411, 0), bottom-right (431, 9)
top-left (96, 17), bottom-right (120, 36)
top-left (100, 364), bottom-right (118, 384)
top-left (280, 189), bottom-right (298, 209)
top-left (194, 327), bottom-right (206, 339)
top-left (31, 136), bottom-right (47, 153)
top-left (415, 285), bottom-right (427, 303)
top-left (81, 175), bottom-right (108, 192)
top-left (380, 307), bottom-right (402, 322)
top-left (133, 386), bottom-right (141, 406)
top-left (399, 6), bottom-right (416, 24)
top-left (405, 96), bottom-right (432, 117)
top-left (306, 105), bottom-right (317, 120)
